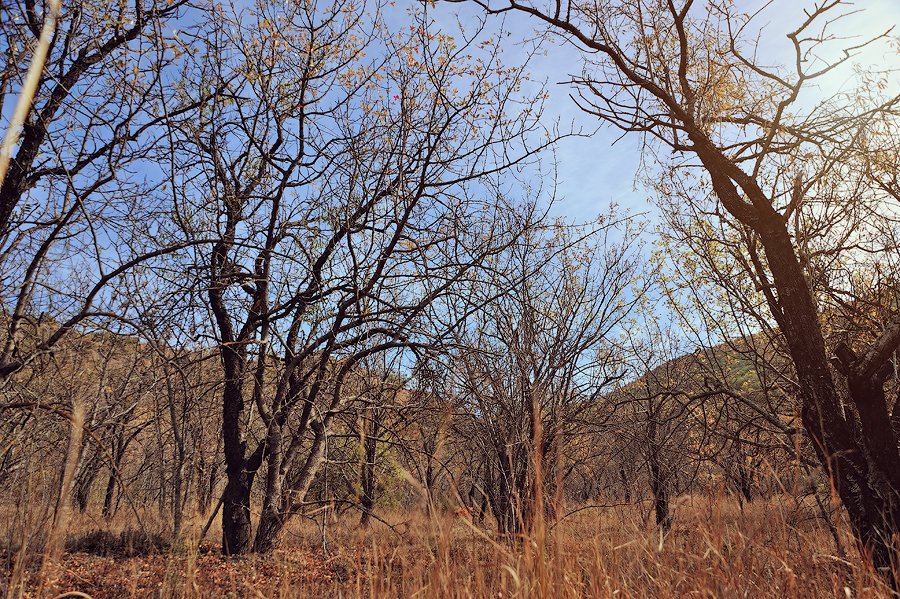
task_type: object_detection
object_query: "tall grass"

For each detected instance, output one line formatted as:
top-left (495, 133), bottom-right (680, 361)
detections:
top-left (2, 492), bottom-right (891, 598)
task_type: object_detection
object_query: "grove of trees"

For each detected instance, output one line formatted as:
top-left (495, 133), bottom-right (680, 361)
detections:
top-left (3, 0), bottom-right (900, 588)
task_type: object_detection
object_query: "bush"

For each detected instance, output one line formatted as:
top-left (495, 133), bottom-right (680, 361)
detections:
top-left (65, 528), bottom-right (169, 557)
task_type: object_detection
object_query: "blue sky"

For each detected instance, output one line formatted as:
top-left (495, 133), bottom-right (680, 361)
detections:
top-left (8, 0), bottom-right (894, 227)
top-left (4, 0), bottom-right (897, 233)
top-left (420, 0), bottom-right (900, 224)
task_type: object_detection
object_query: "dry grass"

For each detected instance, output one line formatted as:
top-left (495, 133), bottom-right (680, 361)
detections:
top-left (1, 493), bottom-right (892, 598)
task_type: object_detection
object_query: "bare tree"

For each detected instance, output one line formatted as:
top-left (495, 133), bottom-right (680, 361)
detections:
top-left (163, 0), bottom-right (555, 554)
top-left (446, 217), bottom-right (648, 534)
top-left (458, 0), bottom-right (900, 575)
top-left (0, 0), bottom-right (209, 384)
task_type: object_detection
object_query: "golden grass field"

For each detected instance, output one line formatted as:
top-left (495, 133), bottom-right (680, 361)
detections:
top-left (2, 493), bottom-right (892, 598)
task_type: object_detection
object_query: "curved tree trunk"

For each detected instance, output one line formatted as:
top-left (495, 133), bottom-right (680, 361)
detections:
top-left (252, 421), bottom-right (329, 553)
top-left (756, 214), bottom-right (900, 574)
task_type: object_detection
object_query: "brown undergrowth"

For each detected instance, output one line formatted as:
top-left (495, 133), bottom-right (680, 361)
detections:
top-left (1, 494), bottom-right (891, 598)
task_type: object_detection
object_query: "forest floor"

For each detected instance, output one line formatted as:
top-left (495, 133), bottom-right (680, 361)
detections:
top-left (2, 494), bottom-right (892, 598)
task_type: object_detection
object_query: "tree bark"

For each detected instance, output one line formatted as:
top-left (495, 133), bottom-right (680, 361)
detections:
top-left (221, 472), bottom-right (253, 555)
top-left (708, 173), bottom-right (900, 573)
top-left (252, 420), bottom-right (329, 553)
top-left (221, 365), bottom-right (253, 555)
top-left (43, 403), bottom-right (85, 567)
top-left (647, 417), bottom-right (671, 531)
top-left (252, 424), bottom-right (285, 553)
top-left (359, 409), bottom-right (379, 528)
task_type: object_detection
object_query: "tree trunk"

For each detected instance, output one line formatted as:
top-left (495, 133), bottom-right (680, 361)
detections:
top-left (424, 450), bottom-right (435, 516)
top-left (102, 439), bottom-right (125, 519)
top-left (43, 404), bottom-right (85, 566)
top-left (172, 458), bottom-right (185, 539)
top-left (620, 467), bottom-right (631, 503)
top-left (757, 216), bottom-right (899, 572)
top-left (102, 469), bottom-right (117, 519)
top-left (696, 148), bottom-right (900, 575)
top-left (648, 448), bottom-right (671, 530)
top-left (252, 420), bottom-right (328, 553)
top-left (164, 361), bottom-right (187, 539)
top-left (221, 473), bottom-right (252, 555)
top-left (492, 444), bottom-right (530, 536)
top-left (253, 423), bottom-right (285, 553)
top-left (477, 487), bottom-right (489, 525)
top-left (736, 459), bottom-right (753, 506)
top-left (221, 365), bottom-right (252, 555)
top-left (73, 461), bottom-right (100, 513)
top-left (359, 410), bottom-right (379, 528)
